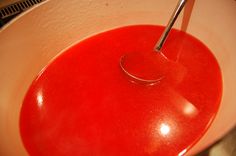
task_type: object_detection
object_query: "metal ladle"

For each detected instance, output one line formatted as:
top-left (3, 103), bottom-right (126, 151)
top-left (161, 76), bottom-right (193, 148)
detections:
top-left (120, 0), bottom-right (187, 84)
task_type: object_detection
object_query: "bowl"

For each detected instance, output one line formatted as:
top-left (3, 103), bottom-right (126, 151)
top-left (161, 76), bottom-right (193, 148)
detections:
top-left (0, 0), bottom-right (235, 155)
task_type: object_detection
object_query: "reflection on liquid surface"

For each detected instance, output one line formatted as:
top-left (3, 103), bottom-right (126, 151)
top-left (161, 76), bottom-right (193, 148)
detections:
top-left (36, 89), bottom-right (43, 108)
top-left (160, 123), bottom-right (170, 136)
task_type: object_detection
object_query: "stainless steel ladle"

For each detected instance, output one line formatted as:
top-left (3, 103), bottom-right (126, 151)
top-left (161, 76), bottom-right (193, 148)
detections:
top-left (120, 0), bottom-right (187, 84)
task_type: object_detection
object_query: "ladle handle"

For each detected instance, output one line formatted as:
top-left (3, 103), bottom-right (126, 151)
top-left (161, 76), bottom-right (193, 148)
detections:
top-left (155, 0), bottom-right (187, 51)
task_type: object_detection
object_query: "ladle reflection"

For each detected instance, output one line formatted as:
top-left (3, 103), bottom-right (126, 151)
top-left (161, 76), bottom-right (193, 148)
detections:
top-left (169, 88), bottom-right (199, 118)
top-left (183, 100), bottom-right (198, 117)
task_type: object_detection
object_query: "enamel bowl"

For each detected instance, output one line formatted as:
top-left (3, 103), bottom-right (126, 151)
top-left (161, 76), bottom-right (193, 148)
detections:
top-left (0, 0), bottom-right (235, 155)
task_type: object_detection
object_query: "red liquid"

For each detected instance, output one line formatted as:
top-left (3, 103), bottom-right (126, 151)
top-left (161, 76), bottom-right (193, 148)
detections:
top-left (20, 25), bottom-right (222, 156)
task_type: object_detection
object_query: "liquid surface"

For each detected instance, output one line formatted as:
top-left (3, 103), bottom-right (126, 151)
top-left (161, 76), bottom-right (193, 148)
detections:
top-left (20, 25), bottom-right (222, 156)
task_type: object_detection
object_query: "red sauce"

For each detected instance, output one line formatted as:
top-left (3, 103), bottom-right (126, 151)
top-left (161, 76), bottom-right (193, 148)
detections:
top-left (20, 25), bottom-right (222, 156)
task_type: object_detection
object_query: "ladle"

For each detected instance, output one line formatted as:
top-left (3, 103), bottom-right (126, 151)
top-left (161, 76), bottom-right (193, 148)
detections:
top-left (120, 0), bottom-right (187, 84)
